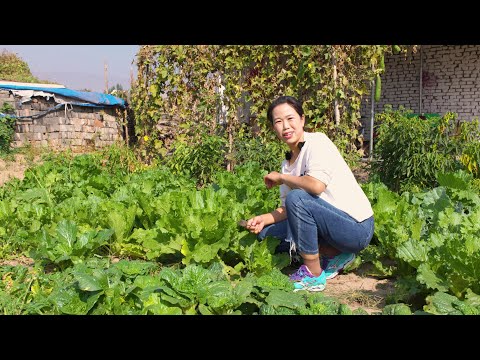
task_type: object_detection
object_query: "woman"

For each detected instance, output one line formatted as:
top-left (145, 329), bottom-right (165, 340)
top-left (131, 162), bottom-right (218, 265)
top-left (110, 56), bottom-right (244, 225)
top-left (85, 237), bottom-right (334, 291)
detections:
top-left (244, 96), bottom-right (374, 292)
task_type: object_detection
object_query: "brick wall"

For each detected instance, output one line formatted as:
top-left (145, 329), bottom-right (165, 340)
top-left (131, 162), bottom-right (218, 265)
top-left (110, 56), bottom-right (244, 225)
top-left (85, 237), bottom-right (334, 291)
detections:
top-left (360, 45), bottom-right (480, 141)
top-left (0, 90), bottom-right (125, 152)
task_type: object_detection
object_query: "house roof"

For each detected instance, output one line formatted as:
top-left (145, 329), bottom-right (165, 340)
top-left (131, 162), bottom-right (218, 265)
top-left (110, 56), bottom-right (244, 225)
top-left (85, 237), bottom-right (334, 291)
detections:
top-left (0, 81), bottom-right (126, 108)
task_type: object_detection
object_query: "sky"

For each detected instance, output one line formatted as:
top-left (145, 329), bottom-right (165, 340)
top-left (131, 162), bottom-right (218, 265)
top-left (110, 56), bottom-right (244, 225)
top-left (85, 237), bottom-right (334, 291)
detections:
top-left (0, 45), bottom-right (140, 93)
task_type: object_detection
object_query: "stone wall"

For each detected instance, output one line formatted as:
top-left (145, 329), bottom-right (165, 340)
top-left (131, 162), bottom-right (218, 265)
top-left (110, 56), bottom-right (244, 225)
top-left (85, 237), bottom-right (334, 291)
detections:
top-left (0, 89), bottom-right (125, 152)
top-left (360, 45), bottom-right (480, 142)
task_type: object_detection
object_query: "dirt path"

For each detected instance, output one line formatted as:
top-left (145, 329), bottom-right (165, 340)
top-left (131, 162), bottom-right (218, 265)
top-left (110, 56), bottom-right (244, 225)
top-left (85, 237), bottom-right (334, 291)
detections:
top-left (0, 155), bottom-right (394, 314)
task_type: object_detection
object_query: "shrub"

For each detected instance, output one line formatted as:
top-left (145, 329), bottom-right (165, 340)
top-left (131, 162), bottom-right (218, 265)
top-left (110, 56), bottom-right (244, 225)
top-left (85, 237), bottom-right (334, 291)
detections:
top-left (231, 124), bottom-right (286, 173)
top-left (165, 129), bottom-right (227, 187)
top-left (371, 106), bottom-right (477, 192)
top-left (0, 102), bottom-right (16, 153)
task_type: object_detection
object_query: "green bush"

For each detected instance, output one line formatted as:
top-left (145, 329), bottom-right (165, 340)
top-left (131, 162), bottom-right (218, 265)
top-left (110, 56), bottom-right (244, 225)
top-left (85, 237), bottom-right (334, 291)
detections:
top-left (0, 102), bottom-right (16, 153)
top-left (458, 120), bottom-right (480, 178)
top-left (371, 106), bottom-right (478, 192)
top-left (165, 129), bottom-right (227, 187)
top-left (232, 124), bottom-right (287, 173)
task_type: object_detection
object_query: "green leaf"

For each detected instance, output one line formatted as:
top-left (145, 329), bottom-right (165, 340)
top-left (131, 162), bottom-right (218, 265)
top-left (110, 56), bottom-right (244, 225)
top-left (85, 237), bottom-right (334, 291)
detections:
top-left (191, 243), bottom-right (221, 263)
top-left (50, 287), bottom-right (102, 315)
top-left (417, 263), bottom-right (449, 292)
top-left (149, 84), bottom-right (158, 97)
top-left (382, 303), bottom-right (412, 315)
top-left (424, 291), bottom-right (463, 315)
top-left (265, 289), bottom-right (306, 309)
top-left (74, 272), bottom-right (104, 292)
top-left (204, 281), bottom-right (233, 309)
top-left (396, 239), bottom-right (429, 267)
top-left (56, 219), bottom-right (77, 249)
top-left (114, 259), bottom-right (157, 277)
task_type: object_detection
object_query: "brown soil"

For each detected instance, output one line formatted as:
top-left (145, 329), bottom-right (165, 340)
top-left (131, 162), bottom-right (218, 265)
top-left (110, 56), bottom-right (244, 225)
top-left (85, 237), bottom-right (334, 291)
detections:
top-left (0, 255), bottom-right (35, 268)
top-left (323, 265), bottom-right (395, 314)
top-left (0, 155), bottom-right (394, 314)
top-left (282, 260), bottom-right (396, 315)
top-left (352, 160), bottom-right (371, 184)
top-left (0, 154), bottom-right (31, 186)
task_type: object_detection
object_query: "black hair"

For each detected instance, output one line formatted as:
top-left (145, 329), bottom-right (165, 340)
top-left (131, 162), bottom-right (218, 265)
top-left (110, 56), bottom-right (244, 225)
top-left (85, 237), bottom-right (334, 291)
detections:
top-left (267, 96), bottom-right (304, 124)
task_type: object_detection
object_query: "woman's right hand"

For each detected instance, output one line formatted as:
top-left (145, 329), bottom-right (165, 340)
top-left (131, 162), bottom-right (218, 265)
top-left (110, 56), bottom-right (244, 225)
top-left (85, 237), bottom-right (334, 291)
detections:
top-left (245, 215), bottom-right (265, 234)
top-left (264, 171), bottom-right (282, 189)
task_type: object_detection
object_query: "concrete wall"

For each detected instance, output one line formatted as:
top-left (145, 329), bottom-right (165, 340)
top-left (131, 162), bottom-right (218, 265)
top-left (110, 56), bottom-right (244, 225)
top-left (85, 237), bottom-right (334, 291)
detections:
top-left (0, 89), bottom-right (125, 152)
top-left (360, 45), bottom-right (480, 141)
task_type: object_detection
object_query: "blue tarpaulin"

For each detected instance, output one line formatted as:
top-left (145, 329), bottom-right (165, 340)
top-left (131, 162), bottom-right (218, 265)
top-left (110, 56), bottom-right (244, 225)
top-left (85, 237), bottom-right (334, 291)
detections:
top-left (0, 83), bottom-right (126, 107)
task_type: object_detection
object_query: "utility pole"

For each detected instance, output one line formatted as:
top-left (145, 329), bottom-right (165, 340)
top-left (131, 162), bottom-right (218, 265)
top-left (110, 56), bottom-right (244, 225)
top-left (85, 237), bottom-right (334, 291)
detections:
top-left (104, 61), bottom-right (108, 93)
top-left (331, 46), bottom-right (340, 126)
top-left (130, 66), bottom-right (134, 88)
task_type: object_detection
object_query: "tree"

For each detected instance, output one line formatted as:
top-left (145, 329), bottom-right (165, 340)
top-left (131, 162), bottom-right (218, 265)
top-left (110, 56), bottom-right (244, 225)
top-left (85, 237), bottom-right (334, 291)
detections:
top-left (0, 49), bottom-right (62, 85)
top-left (0, 49), bottom-right (40, 83)
top-left (108, 83), bottom-right (129, 102)
top-left (108, 83), bottom-right (124, 93)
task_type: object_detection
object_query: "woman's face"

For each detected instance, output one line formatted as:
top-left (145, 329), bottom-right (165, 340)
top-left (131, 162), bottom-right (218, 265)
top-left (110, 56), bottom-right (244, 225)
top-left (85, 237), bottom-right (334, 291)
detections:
top-left (271, 103), bottom-right (305, 148)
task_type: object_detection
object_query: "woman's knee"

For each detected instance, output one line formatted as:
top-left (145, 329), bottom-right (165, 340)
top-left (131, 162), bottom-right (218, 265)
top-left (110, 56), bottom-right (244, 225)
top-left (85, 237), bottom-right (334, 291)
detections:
top-left (257, 229), bottom-right (267, 240)
top-left (285, 189), bottom-right (307, 208)
top-left (258, 221), bottom-right (287, 241)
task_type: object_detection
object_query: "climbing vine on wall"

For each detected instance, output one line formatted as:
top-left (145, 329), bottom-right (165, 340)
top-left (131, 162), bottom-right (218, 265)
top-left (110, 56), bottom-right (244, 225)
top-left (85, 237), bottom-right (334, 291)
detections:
top-left (130, 45), bottom-right (398, 167)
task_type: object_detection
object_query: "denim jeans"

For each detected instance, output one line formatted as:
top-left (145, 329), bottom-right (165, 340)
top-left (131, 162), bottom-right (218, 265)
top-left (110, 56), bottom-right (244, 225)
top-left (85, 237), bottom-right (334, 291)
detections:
top-left (258, 219), bottom-right (291, 253)
top-left (258, 189), bottom-right (374, 255)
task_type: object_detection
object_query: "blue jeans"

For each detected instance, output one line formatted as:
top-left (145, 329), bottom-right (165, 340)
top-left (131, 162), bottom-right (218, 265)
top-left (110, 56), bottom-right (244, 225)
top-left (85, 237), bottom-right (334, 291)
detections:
top-left (258, 189), bottom-right (374, 255)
